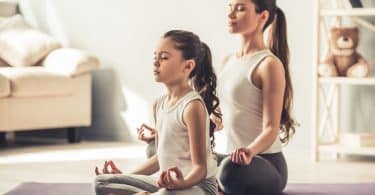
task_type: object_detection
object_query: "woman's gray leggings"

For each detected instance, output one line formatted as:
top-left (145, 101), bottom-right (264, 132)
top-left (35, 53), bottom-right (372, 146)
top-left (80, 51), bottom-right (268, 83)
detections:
top-left (146, 141), bottom-right (287, 195)
top-left (216, 152), bottom-right (287, 195)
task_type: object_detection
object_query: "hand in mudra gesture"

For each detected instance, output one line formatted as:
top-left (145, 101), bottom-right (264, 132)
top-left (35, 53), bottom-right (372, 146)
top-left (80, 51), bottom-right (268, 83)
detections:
top-left (95, 160), bottom-right (122, 175)
top-left (230, 147), bottom-right (254, 165)
top-left (137, 123), bottom-right (157, 143)
top-left (157, 166), bottom-right (185, 190)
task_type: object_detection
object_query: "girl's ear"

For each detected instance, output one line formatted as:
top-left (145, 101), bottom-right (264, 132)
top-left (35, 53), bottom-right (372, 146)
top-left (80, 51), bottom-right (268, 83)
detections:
top-left (184, 59), bottom-right (196, 74)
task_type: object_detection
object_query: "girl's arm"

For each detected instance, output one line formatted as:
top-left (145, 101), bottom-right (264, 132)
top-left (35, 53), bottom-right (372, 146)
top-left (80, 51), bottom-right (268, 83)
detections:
top-left (247, 57), bottom-right (285, 155)
top-left (131, 154), bottom-right (159, 175)
top-left (179, 99), bottom-right (208, 188)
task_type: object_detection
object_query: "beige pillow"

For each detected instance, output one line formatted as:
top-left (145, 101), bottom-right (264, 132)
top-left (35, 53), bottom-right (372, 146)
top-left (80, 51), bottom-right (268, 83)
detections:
top-left (0, 1), bottom-right (18, 17)
top-left (43, 48), bottom-right (100, 76)
top-left (0, 15), bottom-right (62, 67)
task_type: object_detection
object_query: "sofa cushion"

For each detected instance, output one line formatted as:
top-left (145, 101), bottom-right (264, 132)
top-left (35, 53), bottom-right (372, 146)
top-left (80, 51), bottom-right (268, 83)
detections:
top-left (0, 67), bottom-right (73, 97)
top-left (0, 1), bottom-right (18, 17)
top-left (43, 48), bottom-right (100, 76)
top-left (0, 72), bottom-right (10, 97)
top-left (0, 15), bottom-right (62, 67)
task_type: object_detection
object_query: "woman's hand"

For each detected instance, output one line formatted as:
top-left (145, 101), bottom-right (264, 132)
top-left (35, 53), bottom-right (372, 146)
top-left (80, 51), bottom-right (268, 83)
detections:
top-left (157, 167), bottom-right (185, 190)
top-left (230, 147), bottom-right (254, 165)
top-left (95, 160), bottom-right (122, 175)
top-left (137, 123), bottom-right (157, 143)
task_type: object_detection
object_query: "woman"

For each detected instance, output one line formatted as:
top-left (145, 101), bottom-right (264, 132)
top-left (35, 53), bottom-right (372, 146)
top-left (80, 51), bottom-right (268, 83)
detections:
top-left (215, 0), bottom-right (297, 194)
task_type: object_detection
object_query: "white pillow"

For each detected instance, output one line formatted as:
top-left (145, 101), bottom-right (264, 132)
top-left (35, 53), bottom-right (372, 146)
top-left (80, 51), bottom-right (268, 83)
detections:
top-left (43, 48), bottom-right (100, 76)
top-left (0, 15), bottom-right (62, 67)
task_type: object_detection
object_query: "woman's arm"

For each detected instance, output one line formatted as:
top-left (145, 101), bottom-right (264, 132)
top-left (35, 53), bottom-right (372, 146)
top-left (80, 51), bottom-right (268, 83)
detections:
top-left (248, 57), bottom-right (285, 155)
top-left (210, 107), bottom-right (223, 131)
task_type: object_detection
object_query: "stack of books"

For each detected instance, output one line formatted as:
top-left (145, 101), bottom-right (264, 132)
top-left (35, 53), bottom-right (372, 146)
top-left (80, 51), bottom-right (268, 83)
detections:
top-left (341, 133), bottom-right (375, 147)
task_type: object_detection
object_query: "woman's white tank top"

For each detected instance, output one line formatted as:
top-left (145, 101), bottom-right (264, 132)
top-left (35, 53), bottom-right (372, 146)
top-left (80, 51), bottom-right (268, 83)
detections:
top-left (218, 49), bottom-right (282, 154)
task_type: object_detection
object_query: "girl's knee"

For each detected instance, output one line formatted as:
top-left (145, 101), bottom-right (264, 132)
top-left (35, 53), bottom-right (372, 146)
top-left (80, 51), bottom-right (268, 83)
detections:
top-left (93, 175), bottom-right (113, 194)
top-left (154, 187), bottom-right (205, 195)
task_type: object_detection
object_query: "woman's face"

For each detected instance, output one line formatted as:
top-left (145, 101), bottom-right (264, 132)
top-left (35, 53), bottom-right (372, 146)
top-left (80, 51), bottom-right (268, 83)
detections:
top-left (227, 0), bottom-right (261, 34)
top-left (153, 37), bottom-right (186, 84)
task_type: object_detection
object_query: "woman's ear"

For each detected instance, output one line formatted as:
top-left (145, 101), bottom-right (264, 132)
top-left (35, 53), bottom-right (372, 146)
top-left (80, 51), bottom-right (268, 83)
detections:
top-left (258, 10), bottom-right (270, 29)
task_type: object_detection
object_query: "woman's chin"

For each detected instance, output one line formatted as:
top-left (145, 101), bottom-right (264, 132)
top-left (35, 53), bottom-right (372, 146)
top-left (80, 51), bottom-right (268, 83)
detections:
top-left (228, 28), bottom-right (237, 34)
top-left (153, 76), bottom-right (162, 82)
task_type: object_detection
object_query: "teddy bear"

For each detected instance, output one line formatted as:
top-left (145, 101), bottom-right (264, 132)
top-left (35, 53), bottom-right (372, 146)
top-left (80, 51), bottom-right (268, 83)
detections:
top-left (318, 27), bottom-right (370, 77)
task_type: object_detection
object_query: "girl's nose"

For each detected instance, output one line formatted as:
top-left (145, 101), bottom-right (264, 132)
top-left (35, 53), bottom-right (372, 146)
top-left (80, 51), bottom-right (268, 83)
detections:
top-left (153, 60), bottom-right (159, 67)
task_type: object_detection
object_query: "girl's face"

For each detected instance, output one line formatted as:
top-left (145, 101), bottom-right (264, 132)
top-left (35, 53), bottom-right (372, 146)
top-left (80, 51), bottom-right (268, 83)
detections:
top-left (227, 0), bottom-right (262, 34)
top-left (153, 38), bottom-right (187, 84)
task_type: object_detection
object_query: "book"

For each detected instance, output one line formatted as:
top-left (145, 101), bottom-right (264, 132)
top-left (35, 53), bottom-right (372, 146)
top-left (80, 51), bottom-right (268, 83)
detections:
top-left (349, 0), bottom-right (363, 8)
top-left (341, 133), bottom-right (375, 147)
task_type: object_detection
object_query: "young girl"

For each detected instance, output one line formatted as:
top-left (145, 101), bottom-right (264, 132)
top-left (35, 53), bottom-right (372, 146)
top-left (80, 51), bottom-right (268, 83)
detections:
top-left (94, 30), bottom-right (221, 195)
top-left (216, 0), bottom-right (297, 194)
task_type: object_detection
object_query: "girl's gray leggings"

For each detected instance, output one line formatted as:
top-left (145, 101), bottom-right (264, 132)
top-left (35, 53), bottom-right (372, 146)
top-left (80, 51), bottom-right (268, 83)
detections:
top-left (94, 141), bottom-right (217, 195)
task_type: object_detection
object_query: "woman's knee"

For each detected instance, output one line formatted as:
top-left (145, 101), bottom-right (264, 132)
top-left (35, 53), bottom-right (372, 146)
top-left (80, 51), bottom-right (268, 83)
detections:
top-left (216, 157), bottom-right (264, 194)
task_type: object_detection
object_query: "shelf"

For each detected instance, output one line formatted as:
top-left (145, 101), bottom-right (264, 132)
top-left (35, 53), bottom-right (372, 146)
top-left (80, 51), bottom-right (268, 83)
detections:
top-left (319, 144), bottom-right (375, 156)
top-left (312, 1), bottom-right (375, 162)
top-left (320, 8), bottom-right (375, 16)
top-left (319, 77), bottom-right (375, 85)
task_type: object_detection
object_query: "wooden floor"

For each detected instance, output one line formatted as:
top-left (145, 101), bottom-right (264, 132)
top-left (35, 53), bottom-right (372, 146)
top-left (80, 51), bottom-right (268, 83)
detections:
top-left (1, 138), bottom-right (375, 194)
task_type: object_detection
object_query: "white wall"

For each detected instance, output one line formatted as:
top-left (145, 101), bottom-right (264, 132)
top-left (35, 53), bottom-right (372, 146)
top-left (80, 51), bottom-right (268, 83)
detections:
top-left (277, 1), bottom-right (314, 154)
top-left (19, 0), bottom-right (316, 154)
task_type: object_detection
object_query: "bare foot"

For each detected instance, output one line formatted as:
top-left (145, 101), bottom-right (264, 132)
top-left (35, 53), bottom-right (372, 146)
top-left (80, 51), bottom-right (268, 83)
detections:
top-left (134, 192), bottom-right (150, 195)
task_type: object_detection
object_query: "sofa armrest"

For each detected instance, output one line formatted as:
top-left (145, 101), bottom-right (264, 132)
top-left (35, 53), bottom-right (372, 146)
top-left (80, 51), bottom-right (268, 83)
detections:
top-left (42, 48), bottom-right (100, 76)
top-left (0, 71), bottom-right (10, 97)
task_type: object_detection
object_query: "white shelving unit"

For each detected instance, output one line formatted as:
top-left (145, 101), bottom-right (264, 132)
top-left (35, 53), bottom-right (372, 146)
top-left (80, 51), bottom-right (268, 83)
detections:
top-left (312, 1), bottom-right (375, 161)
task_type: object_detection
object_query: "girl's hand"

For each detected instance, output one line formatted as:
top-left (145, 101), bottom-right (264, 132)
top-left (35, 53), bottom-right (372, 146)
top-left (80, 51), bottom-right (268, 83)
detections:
top-left (137, 123), bottom-right (157, 143)
top-left (230, 148), bottom-right (254, 165)
top-left (95, 160), bottom-right (122, 175)
top-left (157, 167), bottom-right (185, 189)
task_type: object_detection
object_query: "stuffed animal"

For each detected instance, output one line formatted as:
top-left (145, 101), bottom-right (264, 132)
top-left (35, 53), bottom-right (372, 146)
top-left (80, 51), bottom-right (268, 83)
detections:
top-left (318, 27), bottom-right (370, 77)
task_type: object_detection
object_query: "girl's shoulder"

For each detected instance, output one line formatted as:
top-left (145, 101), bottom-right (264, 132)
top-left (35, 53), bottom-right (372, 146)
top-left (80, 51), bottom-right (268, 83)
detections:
top-left (153, 94), bottom-right (168, 111)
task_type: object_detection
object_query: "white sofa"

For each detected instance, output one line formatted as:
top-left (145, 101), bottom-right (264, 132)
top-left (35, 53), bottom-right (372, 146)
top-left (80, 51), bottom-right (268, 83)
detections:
top-left (0, 14), bottom-right (100, 143)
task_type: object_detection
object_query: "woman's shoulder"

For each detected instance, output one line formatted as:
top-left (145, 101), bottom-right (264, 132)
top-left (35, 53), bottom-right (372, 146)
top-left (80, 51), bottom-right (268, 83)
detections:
top-left (222, 53), bottom-right (235, 65)
top-left (257, 54), bottom-right (285, 80)
top-left (216, 53), bottom-right (235, 74)
top-left (258, 53), bottom-right (283, 71)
